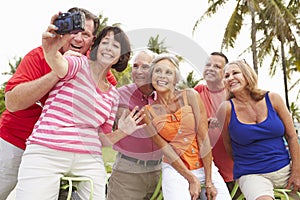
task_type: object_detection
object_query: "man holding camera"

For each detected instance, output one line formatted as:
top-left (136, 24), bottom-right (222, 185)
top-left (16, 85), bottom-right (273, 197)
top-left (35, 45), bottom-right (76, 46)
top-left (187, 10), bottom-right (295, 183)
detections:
top-left (0, 7), bottom-right (116, 199)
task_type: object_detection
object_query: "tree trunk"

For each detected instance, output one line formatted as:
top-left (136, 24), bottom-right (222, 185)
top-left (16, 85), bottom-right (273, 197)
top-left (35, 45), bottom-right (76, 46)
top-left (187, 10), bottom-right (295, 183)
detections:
top-left (248, 0), bottom-right (258, 74)
top-left (280, 38), bottom-right (290, 111)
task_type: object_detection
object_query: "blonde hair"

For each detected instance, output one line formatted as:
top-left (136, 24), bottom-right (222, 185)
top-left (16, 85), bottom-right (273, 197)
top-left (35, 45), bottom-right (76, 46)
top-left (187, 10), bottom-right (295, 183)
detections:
top-left (226, 60), bottom-right (267, 101)
top-left (150, 53), bottom-right (181, 83)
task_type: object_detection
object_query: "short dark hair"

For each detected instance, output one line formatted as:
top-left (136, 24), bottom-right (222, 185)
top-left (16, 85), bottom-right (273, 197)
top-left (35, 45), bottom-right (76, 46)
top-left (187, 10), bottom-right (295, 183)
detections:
top-left (90, 26), bottom-right (131, 72)
top-left (210, 52), bottom-right (229, 64)
top-left (67, 7), bottom-right (100, 36)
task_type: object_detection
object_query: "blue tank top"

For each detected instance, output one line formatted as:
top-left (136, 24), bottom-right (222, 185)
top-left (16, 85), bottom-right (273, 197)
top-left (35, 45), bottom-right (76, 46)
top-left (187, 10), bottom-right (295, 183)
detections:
top-left (229, 92), bottom-right (290, 179)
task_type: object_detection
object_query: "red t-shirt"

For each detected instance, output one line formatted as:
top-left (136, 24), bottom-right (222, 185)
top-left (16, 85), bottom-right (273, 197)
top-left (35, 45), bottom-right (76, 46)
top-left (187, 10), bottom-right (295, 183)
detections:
top-left (0, 46), bottom-right (117, 150)
top-left (194, 84), bottom-right (234, 182)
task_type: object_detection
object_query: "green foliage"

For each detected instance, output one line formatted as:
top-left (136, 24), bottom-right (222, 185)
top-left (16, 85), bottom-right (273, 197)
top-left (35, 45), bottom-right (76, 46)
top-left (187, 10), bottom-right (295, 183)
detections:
top-left (0, 85), bottom-right (5, 115)
top-left (102, 146), bottom-right (117, 173)
top-left (291, 102), bottom-right (300, 123)
top-left (2, 57), bottom-right (21, 76)
top-left (197, 0), bottom-right (300, 111)
top-left (147, 35), bottom-right (169, 54)
top-left (112, 65), bottom-right (132, 88)
top-left (97, 13), bottom-right (109, 33)
top-left (178, 71), bottom-right (202, 89)
top-left (185, 71), bottom-right (201, 88)
top-left (0, 57), bottom-right (21, 115)
top-left (96, 13), bottom-right (122, 36)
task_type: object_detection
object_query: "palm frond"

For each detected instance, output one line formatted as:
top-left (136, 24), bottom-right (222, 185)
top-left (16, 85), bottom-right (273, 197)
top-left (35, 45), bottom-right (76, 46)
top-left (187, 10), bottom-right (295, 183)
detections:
top-left (221, 3), bottom-right (244, 49)
top-left (192, 0), bottom-right (231, 35)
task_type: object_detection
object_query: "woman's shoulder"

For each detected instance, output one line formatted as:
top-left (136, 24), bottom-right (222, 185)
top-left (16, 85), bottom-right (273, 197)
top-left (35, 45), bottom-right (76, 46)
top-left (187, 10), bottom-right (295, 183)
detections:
top-left (267, 91), bottom-right (281, 99)
top-left (267, 91), bottom-right (285, 110)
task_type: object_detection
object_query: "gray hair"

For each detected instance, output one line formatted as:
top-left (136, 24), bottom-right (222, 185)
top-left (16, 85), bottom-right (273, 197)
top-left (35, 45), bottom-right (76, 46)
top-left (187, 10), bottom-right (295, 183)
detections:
top-left (150, 53), bottom-right (181, 84)
top-left (130, 49), bottom-right (157, 64)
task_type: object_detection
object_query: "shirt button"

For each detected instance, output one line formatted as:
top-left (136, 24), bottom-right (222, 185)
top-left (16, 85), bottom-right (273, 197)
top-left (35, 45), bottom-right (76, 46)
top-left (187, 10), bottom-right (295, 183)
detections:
top-left (191, 148), bottom-right (195, 153)
top-left (178, 129), bottom-right (182, 134)
top-left (171, 115), bottom-right (176, 121)
top-left (183, 138), bottom-right (188, 142)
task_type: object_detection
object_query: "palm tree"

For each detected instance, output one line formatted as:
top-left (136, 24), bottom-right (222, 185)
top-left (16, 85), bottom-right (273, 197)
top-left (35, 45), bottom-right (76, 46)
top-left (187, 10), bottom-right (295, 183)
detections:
top-left (290, 102), bottom-right (300, 122)
top-left (193, 0), bottom-right (300, 110)
top-left (96, 13), bottom-right (122, 34)
top-left (193, 0), bottom-right (260, 74)
top-left (147, 35), bottom-right (168, 54)
top-left (177, 71), bottom-right (202, 89)
top-left (255, 0), bottom-right (300, 110)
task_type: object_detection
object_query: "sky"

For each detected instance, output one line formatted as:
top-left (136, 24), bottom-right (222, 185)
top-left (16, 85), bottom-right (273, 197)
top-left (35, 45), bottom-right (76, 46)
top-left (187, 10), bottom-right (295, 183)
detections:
top-left (1, 0), bottom-right (298, 106)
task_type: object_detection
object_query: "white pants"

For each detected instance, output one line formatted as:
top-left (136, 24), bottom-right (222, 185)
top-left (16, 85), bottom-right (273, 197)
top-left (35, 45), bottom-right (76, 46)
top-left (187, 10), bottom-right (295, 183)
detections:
top-left (16, 144), bottom-right (106, 200)
top-left (162, 162), bottom-right (231, 200)
top-left (237, 164), bottom-right (291, 200)
top-left (0, 138), bottom-right (24, 200)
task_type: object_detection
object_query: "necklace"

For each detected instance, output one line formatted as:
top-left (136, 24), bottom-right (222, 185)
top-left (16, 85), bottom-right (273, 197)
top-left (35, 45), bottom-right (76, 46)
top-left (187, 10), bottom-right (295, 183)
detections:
top-left (159, 96), bottom-right (180, 121)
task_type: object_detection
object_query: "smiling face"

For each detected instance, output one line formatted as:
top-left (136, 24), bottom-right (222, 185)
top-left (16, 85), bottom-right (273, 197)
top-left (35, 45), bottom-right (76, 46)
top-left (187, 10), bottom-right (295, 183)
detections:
top-left (203, 54), bottom-right (226, 84)
top-left (61, 18), bottom-right (95, 55)
top-left (96, 31), bottom-right (121, 66)
top-left (132, 51), bottom-right (153, 88)
top-left (224, 63), bottom-right (248, 94)
top-left (151, 59), bottom-right (178, 93)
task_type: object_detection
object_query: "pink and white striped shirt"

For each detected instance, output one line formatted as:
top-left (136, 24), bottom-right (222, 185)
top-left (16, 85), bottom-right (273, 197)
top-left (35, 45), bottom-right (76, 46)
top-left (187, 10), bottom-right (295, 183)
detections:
top-left (27, 55), bottom-right (119, 155)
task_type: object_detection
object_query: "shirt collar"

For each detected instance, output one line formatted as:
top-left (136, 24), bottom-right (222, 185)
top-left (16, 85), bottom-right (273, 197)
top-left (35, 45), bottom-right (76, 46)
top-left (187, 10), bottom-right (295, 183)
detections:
top-left (141, 90), bottom-right (156, 104)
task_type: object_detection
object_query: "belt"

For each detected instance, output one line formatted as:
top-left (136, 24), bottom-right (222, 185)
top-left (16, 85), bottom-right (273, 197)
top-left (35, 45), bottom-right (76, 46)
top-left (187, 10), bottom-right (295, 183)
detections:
top-left (120, 154), bottom-right (162, 167)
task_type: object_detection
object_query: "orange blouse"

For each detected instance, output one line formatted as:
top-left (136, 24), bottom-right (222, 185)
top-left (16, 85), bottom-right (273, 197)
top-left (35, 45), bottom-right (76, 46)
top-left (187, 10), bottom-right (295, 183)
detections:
top-left (145, 91), bottom-right (203, 170)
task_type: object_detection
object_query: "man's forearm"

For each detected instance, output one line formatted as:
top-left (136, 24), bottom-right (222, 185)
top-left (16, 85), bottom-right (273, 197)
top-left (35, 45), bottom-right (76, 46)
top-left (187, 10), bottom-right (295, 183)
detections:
top-left (5, 71), bottom-right (59, 112)
top-left (100, 129), bottom-right (128, 146)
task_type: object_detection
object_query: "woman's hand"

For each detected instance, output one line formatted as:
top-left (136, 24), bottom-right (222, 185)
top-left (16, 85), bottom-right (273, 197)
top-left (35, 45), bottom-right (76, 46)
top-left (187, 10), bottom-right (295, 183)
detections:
top-left (42, 13), bottom-right (73, 78)
top-left (118, 106), bottom-right (146, 135)
top-left (42, 13), bottom-right (73, 54)
top-left (286, 169), bottom-right (300, 193)
top-left (188, 175), bottom-right (201, 200)
top-left (205, 184), bottom-right (217, 200)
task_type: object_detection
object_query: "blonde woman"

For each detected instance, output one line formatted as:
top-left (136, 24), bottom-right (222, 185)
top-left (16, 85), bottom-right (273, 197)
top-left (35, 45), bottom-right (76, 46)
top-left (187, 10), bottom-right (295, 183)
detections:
top-left (217, 60), bottom-right (300, 200)
top-left (143, 54), bottom-right (231, 200)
